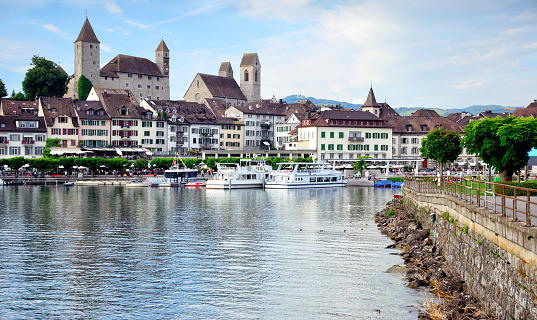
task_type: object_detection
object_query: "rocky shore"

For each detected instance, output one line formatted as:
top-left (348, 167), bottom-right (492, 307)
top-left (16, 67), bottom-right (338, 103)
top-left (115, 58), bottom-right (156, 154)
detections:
top-left (375, 198), bottom-right (495, 320)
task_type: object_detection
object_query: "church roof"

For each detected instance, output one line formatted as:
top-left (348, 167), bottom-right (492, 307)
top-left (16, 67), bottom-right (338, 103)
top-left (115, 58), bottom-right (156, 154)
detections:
top-left (219, 62), bottom-right (232, 72)
top-left (155, 40), bottom-right (169, 52)
top-left (75, 17), bottom-right (100, 44)
top-left (240, 53), bottom-right (259, 66)
top-left (100, 54), bottom-right (164, 78)
top-left (198, 73), bottom-right (247, 100)
top-left (362, 87), bottom-right (380, 107)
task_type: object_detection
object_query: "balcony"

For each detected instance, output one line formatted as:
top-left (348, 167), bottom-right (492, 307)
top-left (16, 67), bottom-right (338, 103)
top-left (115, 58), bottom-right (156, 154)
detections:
top-left (120, 123), bottom-right (130, 128)
top-left (22, 140), bottom-right (35, 144)
top-left (260, 123), bottom-right (271, 130)
top-left (200, 132), bottom-right (214, 137)
top-left (348, 137), bottom-right (364, 142)
top-left (0, 140), bottom-right (8, 144)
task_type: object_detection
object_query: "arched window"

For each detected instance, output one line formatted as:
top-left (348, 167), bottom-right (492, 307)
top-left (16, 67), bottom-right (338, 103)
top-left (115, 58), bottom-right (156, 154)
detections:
top-left (244, 70), bottom-right (249, 82)
top-left (254, 70), bottom-right (258, 82)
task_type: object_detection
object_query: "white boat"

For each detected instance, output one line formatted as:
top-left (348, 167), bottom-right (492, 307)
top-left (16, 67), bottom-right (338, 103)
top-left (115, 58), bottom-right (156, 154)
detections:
top-left (164, 168), bottom-right (198, 185)
top-left (205, 159), bottom-right (272, 189)
top-left (265, 162), bottom-right (347, 189)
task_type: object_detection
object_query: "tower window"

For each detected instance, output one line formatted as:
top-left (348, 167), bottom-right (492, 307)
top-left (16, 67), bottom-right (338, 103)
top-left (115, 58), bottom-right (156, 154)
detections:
top-left (90, 45), bottom-right (93, 48)
top-left (255, 70), bottom-right (258, 82)
top-left (244, 70), bottom-right (249, 82)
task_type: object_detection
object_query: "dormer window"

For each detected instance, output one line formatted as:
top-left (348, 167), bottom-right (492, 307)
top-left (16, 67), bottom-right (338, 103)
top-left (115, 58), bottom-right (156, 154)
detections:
top-left (58, 117), bottom-right (68, 124)
top-left (406, 125), bottom-right (413, 132)
top-left (421, 124), bottom-right (428, 131)
top-left (171, 116), bottom-right (177, 122)
top-left (50, 108), bottom-right (57, 113)
top-left (96, 110), bottom-right (104, 116)
top-left (119, 106), bottom-right (128, 116)
top-left (86, 109), bottom-right (94, 115)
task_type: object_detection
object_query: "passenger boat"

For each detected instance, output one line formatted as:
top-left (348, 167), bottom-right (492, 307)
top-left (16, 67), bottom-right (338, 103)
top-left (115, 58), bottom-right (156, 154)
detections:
top-left (205, 159), bottom-right (272, 189)
top-left (185, 181), bottom-right (206, 187)
top-left (264, 162), bottom-right (347, 189)
top-left (164, 168), bottom-right (198, 185)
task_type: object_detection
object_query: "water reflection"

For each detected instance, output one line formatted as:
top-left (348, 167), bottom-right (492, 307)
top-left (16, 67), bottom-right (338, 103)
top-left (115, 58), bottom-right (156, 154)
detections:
top-left (0, 186), bottom-right (422, 319)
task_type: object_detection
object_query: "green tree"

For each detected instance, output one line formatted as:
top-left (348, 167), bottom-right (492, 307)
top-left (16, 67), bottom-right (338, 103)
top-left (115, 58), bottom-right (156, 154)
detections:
top-left (133, 158), bottom-right (148, 170)
top-left (463, 117), bottom-right (537, 181)
top-left (352, 156), bottom-right (371, 176)
top-left (44, 138), bottom-right (62, 157)
top-left (150, 158), bottom-right (174, 170)
top-left (11, 92), bottom-right (26, 101)
top-left (77, 75), bottom-right (92, 100)
top-left (0, 78), bottom-right (7, 98)
top-left (105, 158), bottom-right (130, 176)
top-left (420, 129), bottom-right (462, 183)
top-left (59, 157), bottom-right (75, 175)
top-left (8, 157), bottom-right (28, 177)
top-left (76, 157), bottom-right (105, 177)
top-left (22, 55), bottom-right (68, 100)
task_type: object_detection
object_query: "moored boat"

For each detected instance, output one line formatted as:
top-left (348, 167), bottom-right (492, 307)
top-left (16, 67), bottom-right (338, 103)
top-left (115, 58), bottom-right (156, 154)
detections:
top-left (205, 159), bottom-right (272, 189)
top-left (264, 162), bottom-right (347, 189)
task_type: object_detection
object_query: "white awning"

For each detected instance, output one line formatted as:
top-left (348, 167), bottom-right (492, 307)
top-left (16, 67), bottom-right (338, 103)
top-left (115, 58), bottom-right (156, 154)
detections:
top-left (116, 150), bottom-right (123, 156)
top-left (145, 151), bottom-right (153, 156)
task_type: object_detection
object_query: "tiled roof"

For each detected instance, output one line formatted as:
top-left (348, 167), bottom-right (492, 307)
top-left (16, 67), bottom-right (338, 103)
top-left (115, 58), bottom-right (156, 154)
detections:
top-left (0, 99), bottom-right (39, 115)
top-left (302, 109), bottom-right (386, 128)
top-left (155, 40), bottom-right (169, 52)
top-left (240, 53), bottom-right (258, 66)
top-left (99, 92), bottom-right (141, 119)
top-left (411, 109), bottom-right (440, 117)
top-left (74, 100), bottom-right (110, 120)
top-left (0, 112), bottom-right (47, 133)
top-left (232, 103), bottom-right (286, 116)
top-left (219, 62), bottom-right (231, 72)
top-left (510, 100), bottom-right (537, 118)
top-left (39, 97), bottom-right (79, 127)
top-left (203, 98), bottom-right (229, 119)
top-left (100, 54), bottom-right (164, 78)
top-left (198, 73), bottom-right (247, 100)
top-left (386, 115), bottom-right (464, 134)
top-left (75, 17), bottom-right (100, 43)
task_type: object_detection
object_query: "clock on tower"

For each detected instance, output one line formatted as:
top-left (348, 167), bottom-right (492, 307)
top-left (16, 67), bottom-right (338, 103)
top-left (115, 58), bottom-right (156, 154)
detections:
top-left (163, 57), bottom-right (169, 76)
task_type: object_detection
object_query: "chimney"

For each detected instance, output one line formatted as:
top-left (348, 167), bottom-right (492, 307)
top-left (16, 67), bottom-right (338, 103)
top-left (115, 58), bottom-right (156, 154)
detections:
top-left (279, 99), bottom-right (282, 104)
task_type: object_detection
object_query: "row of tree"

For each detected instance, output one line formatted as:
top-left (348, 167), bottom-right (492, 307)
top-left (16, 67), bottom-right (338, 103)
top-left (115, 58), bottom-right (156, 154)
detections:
top-left (421, 117), bottom-right (537, 181)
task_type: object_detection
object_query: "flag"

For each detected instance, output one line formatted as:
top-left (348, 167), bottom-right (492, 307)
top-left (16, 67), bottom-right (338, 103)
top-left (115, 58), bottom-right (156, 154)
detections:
top-left (85, 9), bottom-right (87, 15)
top-left (172, 158), bottom-right (176, 168)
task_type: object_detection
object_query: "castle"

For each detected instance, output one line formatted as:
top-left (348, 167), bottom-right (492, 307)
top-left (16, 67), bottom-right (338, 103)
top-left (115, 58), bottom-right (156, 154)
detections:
top-left (65, 18), bottom-right (170, 101)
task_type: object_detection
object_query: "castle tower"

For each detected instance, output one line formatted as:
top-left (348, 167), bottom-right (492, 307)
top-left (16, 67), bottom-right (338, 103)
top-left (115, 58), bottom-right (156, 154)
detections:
top-left (218, 62), bottom-right (233, 78)
top-left (155, 40), bottom-right (170, 76)
top-left (361, 87), bottom-right (381, 117)
top-left (240, 53), bottom-right (261, 102)
top-left (73, 18), bottom-right (100, 95)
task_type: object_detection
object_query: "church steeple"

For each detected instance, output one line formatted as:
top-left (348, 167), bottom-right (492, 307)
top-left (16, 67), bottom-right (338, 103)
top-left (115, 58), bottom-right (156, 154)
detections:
top-left (75, 17), bottom-right (100, 44)
top-left (155, 40), bottom-right (170, 76)
top-left (363, 87), bottom-right (380, 107)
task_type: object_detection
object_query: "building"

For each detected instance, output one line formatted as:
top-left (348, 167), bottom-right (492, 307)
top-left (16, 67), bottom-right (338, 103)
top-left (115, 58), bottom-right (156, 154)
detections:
top-left (38, 97), bottom-right (80, 148)
top-left (0, 99), bottom-right (39, 116)
top-left (240, 53), bottom-right (261, 102)
top-left (0, 112), bottom-right (47, 159)
top-left (66, 18), bottom-right (170, 101)
top-left (74, 100), bottom-right (111, 148)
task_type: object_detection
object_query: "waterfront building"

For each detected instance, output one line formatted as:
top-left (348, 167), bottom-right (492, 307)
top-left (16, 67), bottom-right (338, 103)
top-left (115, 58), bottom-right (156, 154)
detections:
top-left (0, 99), bottom-right (39, 116)
top-left (65, 18), bottom-right (170, 101)
top-left (73, 100), bottom-right (111, 148)
top-left (290, 109), bottom-right (392, 161)
top-left (0, 111), bottom-right (47, 159)
top-left (38, 97), bottom-right (80, 148)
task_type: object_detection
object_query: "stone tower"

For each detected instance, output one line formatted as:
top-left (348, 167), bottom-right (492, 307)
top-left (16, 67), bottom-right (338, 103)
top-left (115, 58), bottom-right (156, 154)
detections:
top-left (155, 40), bottom-right (170, 76)
top-left (218, 62), bottom-right (233, 78)
top-left (240, 53), bottom-right (261, 102)
top-left (72, 17), bottom-right (100, 98)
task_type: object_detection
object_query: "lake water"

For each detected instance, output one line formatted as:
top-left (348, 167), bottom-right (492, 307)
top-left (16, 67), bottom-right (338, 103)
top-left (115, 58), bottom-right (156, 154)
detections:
top-left (0, 186), bottom-right (423, 319)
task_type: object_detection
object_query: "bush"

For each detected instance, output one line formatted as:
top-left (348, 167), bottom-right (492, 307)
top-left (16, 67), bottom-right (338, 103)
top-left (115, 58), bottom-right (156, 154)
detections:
top-left (494, 181), bottom-right (537, 196)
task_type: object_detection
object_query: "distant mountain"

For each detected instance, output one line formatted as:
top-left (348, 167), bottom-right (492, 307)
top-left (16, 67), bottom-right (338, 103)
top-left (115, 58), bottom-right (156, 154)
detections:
top-left (282, 95), bottom-right (362, 110)
top-left (282, 95), bottom-right (522, 116)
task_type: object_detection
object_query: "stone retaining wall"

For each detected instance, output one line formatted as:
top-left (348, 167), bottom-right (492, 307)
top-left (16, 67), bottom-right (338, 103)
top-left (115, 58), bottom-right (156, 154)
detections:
top-left (405, 189), bottom-right (537, 319)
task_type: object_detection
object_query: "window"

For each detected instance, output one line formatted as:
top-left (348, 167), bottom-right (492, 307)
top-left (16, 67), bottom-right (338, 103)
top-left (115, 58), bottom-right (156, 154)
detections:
top-left (374, 145), bottom-right (378, 151)
top-left (155, 86), bottom-right (159, 90)
top-left (128, 73), bottom-right (132, 78)
top-left (125, 82), bottom-right (129, 88)
top-left (328, 144), bottom-right (334, 150)
top-left (119, 107), bottom-right (128, 116)
top-left (401, 147), bottom-right (407, 154)
top-left (147, 85), bottom-right (151, 89)
top-left (138, 74), bottom-right (143, 79)
top-left (156, 131), bottom-right (164, 136)
top-left (58, 117), bottom-right (68, 123)
top-left (138, 84), bottom-right (143, 89)
top-left (337, 144), bottom-right (343, 150)
top-left (156, 122), bottom-right (164, 128)
top-left (144, 131), bottom-right (150, 136)
top-left (365, 132), bottom-right (371, 139)
top-left (244, 70), bottom-right (249, 81)
top-left (148, 76), bottom-right (152, 80)
top-left (412, 147), bottom-right (418, 154)
top-left (339, 132), bottom-right (344, 138)
top-left (9, 134), bottom-right (20, 141)
top-left (412, 138), bottom-right (419, 144)
top-left (321, 144), bottom-right (325, 150)
top-left (142, 121), bottom-right (152, 127)
top-left (330, 132), bottom-right (334, 138)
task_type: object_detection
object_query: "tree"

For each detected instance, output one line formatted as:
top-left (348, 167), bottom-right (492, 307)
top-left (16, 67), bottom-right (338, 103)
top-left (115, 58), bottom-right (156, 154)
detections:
top-left (352, 156), bottom-right (371, 177)
top-left (0, 78), bottom-right (7, 98)
top-left (133, 158), bottom-right (148, 171)
top-left (420, 128), bottom-right (462, 183)
top-left (8, 157), bottom-right (28, 177)
top-left (77, 75), bottom-right (92, 100)
top-left (22, 55), bottom-right (68, 100)
top-left (11, 92), bottom-right (26, 101)
top-left (44, 138), bottom-right (61, 157)
top-left (463, 117), bottom-right (537, 181)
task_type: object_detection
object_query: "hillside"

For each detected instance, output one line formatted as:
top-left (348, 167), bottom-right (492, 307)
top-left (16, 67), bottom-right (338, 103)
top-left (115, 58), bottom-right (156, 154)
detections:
top-left (282, 95), bottom-right (520, 116)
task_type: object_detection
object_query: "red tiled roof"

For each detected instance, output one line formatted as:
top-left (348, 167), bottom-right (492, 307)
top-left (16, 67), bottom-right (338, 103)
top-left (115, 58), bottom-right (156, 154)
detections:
top-left (100, 54), bottom-right (164, 78)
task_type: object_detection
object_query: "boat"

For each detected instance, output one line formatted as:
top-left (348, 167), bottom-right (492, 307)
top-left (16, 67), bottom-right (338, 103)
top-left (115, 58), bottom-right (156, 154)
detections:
top-left (126, 180), bottom-right (150, 188)
top-left (374, 180), bottom-right (393, 187)
top-left (63, 181), bottom-right (76, 186)
top-left (164, 168), bottom-right (198, 185)
top-left (205, 159), bottom-right (272, 189)
top-left (264, 162), bottom-right (347, 189)
top-left (185, 181), bottom-right (206, 187)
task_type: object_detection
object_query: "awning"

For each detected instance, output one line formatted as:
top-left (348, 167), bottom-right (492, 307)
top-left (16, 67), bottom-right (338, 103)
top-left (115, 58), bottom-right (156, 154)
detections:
top-left (145, 151), bottom-right (153, 156)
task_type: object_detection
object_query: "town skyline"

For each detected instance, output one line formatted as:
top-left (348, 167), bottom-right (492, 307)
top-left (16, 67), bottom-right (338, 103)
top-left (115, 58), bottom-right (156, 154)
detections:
top-left (0, 0), bottom-right (536, 109)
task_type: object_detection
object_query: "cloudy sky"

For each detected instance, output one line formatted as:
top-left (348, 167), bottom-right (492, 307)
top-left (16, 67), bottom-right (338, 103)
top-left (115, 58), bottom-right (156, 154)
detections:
top-left (0, 0), bottom-right (536, 109)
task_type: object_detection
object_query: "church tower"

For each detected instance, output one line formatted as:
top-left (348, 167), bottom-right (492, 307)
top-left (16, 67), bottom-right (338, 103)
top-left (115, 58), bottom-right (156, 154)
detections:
top-left (361, 87), bottom-right (381, 117)
top-left (218, 62), bottom-right (233, 78)
top-left (73, 17), bottom-right (100, 97)
top-left (240, 53), bottom-right (261, 102)
top-left (155, 40), bottom-right (170, 76)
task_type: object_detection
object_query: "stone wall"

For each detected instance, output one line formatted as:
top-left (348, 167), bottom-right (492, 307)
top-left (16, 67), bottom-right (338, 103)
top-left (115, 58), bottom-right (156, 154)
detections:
top-left (405, 189), bottom-right (537, 319)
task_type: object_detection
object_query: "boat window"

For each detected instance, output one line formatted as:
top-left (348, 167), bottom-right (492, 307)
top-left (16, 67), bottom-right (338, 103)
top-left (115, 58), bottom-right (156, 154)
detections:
top-left (317, 177), bottom-right (323, 182)
top-left (324, 177), bottom-right (330, 182)
top-left (310, 177), bottom-right (316, 182)
top-left (332, 177), bottom-right (337, 182)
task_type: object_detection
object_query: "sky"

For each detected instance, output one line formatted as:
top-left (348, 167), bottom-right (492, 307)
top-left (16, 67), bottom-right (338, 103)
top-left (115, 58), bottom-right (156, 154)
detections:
top-left (0, 0), bottom-right (536, 109)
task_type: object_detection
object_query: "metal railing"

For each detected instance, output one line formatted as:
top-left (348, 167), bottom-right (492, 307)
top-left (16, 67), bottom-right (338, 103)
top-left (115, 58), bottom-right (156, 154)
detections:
top-left (405, 177), bottom-right (537, 227)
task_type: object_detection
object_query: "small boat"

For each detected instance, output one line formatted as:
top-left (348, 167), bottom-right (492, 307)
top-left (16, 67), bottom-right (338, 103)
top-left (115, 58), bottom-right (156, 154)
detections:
top-left (394, 193), bottom-right (403, 198)
top-left (63, 181), bottom-right (76, 186)
top-left (206, 159), bottom-right (272, 189)
top-left (265, 162), bottom-right (347, 189)
top-left (185, 181), bottom-right (206, 187)
top-left (374, 180), bottom-right (393, 187)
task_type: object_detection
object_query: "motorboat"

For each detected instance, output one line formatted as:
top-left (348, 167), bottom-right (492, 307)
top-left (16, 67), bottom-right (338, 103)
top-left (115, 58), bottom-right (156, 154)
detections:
top-left (264, 162), bottom-right (347, 189)
top-left (205, 159), bottom-right (272, 189)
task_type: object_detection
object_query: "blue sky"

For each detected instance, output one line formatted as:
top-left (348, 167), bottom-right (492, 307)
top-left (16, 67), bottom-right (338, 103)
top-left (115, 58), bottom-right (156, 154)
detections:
top-left (0, 0), bottom-right (536, 109)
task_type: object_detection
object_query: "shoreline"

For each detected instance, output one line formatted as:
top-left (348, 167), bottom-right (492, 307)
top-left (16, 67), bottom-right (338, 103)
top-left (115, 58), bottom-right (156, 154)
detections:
top-left (374, 198), bottom-right (495, 319)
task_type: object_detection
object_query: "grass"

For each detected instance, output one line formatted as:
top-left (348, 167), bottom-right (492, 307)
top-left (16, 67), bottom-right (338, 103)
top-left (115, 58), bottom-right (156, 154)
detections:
top-left (424, 295), bottom-right (448, 320)
top-left (387, 208), bottom-right (396, 217)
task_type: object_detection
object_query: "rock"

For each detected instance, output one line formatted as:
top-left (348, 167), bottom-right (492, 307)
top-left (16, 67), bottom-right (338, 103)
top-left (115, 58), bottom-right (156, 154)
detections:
top-left (385, 265), bottom-right (407, 274)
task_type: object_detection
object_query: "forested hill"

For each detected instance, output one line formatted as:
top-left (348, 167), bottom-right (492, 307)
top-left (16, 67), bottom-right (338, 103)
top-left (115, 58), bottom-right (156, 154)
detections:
top-left (282, 95), bottom-right (520, 116)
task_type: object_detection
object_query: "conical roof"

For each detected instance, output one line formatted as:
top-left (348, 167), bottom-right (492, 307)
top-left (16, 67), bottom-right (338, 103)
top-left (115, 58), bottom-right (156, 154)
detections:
top-left (155, 40), bottom-right (169, 52)
top-left (75, 17), bottom-right (100, 43)
top-left (362, 87), bottom-right (380, 107)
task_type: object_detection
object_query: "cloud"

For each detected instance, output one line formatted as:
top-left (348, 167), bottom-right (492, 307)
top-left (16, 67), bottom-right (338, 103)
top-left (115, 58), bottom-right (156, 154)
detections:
top-left (43, 24), bottom-right (68, 37)
top-left (100, 43), bottom-right (114, 53)
top-left (125, 20), bottom-right (148, 29)
top-left (105, 1), bottom-right (123, 14)
top-left (455, 81), bottom-right (485, 89)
